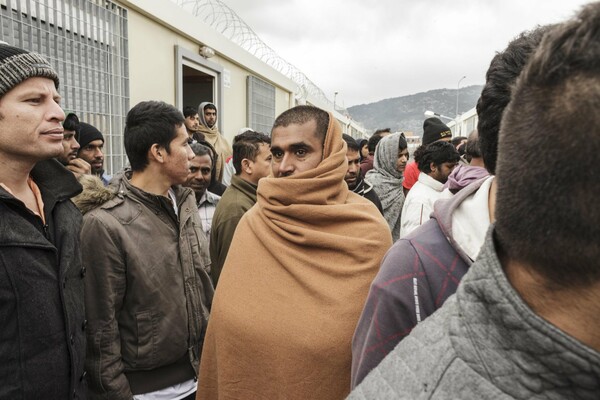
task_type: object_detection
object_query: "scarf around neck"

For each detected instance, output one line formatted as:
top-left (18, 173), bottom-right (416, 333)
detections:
top-left (197, 113), bottom-right (392, 400)
top-left (365, 132), bottom-right (405, 241)
top-left (197, 102), bottom-right (232, 183)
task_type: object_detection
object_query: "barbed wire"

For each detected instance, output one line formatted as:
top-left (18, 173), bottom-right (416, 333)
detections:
top-left (172, 0), bottom-right (348, 113)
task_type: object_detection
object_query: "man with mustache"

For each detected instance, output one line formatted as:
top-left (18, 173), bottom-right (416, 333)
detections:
top-left (55, 112), bottom-right (91, 178)
top-left (342, 133), bottom-right (382, 213)
top-left (184, 142), bottom-right (221, 242)
top-left (77, 121), bottom-right (111, 185)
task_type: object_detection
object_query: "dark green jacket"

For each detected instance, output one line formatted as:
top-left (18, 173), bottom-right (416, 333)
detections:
top-left (0, 159), bottom-right (86, 399)
top-left (209, 175), bottom-right (257, 286)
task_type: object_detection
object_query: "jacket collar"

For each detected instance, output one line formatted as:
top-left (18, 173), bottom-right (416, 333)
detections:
top-left (113, 170), bottom-right (193, 217)
top-left (417, 172), bottom-right (445, 192)
top-left (230, 174), bottom-right (257, 201)
top-left (10, 159), bottom-right (82, 212)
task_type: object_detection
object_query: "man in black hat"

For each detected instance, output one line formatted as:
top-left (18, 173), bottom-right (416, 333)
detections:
top-left (403, 117), bottom-right (452, 193)
top-left (0, 42), bottom-right (86, 398)
top-left (78, 121), bottom-right (111, 185)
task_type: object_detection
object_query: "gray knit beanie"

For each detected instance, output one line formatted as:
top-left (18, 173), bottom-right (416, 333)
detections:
top-left (0, 42), bottom-right (59, 97)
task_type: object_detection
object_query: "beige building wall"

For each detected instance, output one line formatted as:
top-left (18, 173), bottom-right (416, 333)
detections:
top-left (127, 11), bottom-right (194, 106)
top-left (120, 0), bottom-right (298, 142)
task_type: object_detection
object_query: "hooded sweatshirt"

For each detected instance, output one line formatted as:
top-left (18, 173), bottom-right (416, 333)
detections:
top-left (365, 133), bottom-right (405, 241)
top-left (197, 114), bottom-right (392, 400)
top-left (197, 102), bottom-right (232, 183)
top-left (351, 175), bottom-right (493, 388)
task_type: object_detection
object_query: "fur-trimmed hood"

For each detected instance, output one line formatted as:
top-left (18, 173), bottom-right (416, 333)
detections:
top-left (72, 174), bottom-right (117, 215)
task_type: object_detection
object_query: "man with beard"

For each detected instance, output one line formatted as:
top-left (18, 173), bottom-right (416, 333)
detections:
top-left (197, 102), bottom-right (232, 183)
top-left (184, 142), bottom-right (220, 241)
top-left (343, 134), bottom-right (382, 214)
top-left (56, 112), bottom-right (91, 178)
top-left (183, 106), bottom-right (203, 141)
top-left (77, 121), bottom-right (111, 185)
top-left (399, 141), bottom-right (460, 237)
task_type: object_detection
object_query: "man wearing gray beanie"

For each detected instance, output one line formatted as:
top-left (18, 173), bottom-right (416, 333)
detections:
top-left (0, 42), bottom-right (87, 398)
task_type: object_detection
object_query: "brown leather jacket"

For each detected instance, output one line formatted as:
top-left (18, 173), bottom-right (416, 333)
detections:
top-left (76, 173), bottom-right (213, 399)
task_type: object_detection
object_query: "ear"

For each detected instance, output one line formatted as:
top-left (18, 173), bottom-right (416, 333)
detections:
top-left (241, 158), bottom-right (252, 174)
top-left (429, 161), bottom-right (437, 173)
top-left (150, 144), bottom-right (166, 164)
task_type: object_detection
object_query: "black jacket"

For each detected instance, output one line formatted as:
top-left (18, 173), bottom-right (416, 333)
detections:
top-left (352, 177), bottom-right (383, 215)
top-left (0, 159), bottom-right (86, 399)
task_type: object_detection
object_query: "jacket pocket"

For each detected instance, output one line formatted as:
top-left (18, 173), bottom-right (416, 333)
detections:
top-left (189, 222), bottom-right (211, 274)
top-left (134, 310), bottom-right (156, 368)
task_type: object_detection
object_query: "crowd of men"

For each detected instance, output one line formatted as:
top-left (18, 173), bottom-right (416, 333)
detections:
top-left (1, 2), bottom-right (599, 399)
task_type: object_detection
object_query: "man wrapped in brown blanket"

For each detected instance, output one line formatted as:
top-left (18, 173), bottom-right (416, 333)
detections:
top-left (197, 105), bottom-right (393, 399)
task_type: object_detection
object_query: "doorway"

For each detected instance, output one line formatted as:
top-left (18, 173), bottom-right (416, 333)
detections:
top-left (182, 65), bottom-right (214, 110)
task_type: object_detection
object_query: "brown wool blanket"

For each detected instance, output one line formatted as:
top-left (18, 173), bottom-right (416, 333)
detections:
top-left (197, 114), bottom-right (392, 399)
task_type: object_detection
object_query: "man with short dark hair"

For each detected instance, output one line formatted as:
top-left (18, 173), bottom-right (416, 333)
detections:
top-left (399, 141), bottom-right (459, 237)
top-left (209, 130), bottom-right (271, 286)
top-left (56, 112), bottom-right (91, 178)
top-left (342, 134), bottom-right (383, 213)
top-left (77, 122), bottom-right (111, 185)
top-left (184, 142), bottom-right (220, 240)
top-left (183, 105), bottom-right (202, 140)
top-left (0, 42), bottom-right (86, 399)
top-left (198, 105), bottom-right (392, 399)
top-left (197, 102), bottom-right (232, 183)
top-left (79, 101), bottom-right (213, 400)
top-left (351, 25), bottom-right (552, 389)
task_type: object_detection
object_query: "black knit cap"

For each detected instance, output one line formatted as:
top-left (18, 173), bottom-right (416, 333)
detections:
top-left (422, 117), bottom-right (452, 145)
top-left (0, 42), bottom-right (59, 97)
top-left (78, 122), bottom-right (104, 149)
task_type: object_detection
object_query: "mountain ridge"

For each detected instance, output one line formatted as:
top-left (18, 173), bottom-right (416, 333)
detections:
top-left (347, 85), bottom-right (483, 136)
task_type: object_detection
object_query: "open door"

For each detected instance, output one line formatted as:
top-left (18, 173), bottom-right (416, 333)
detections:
top-left (182, 65), bottom-right (214, 109)
top-left (176, 46), bottom-right (224, 132)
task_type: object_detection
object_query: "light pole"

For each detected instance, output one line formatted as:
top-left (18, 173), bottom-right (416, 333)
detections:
top-left (424, 110), bottom-right (454, 122)
top-left (456, 76), bottom-right (466, 117)
top-left (333, 91), bottom-right (338, 111)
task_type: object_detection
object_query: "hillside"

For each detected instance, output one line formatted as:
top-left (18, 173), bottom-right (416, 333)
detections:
top-left (348, 85), bottom-right (482, 136)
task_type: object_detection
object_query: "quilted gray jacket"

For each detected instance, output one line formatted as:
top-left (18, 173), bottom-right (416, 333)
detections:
top-left (348, 228), bottom-right (600, 399)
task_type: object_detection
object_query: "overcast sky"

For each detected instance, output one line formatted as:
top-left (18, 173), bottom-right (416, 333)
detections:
top-left (220, 0), bottom-right (589, 107)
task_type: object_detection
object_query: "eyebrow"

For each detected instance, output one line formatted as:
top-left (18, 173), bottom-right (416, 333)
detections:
top-left (18, 90), bottom-right (62, 101)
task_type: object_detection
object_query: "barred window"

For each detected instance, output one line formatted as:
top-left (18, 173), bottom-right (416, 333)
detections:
top-left (1, 0), bottom-right (129, 174)
top-left (247, 75), bottom-right (275, 134)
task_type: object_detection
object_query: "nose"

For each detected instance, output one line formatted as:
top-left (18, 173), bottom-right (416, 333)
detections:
top-left (49, 101), bottom-right (65, 123)
top-left (192, 170), bottom-right (204, 182)
top-left (72, 140), bottom-right (80, 151)
top-left (186, 144), bottom-right (195, 160)
top-left (278, 154), bottom-right (294, 176)
top-left (94, 147), bottom-right (103, 158)
top-left (348, 162), bottom-right (359, 175)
